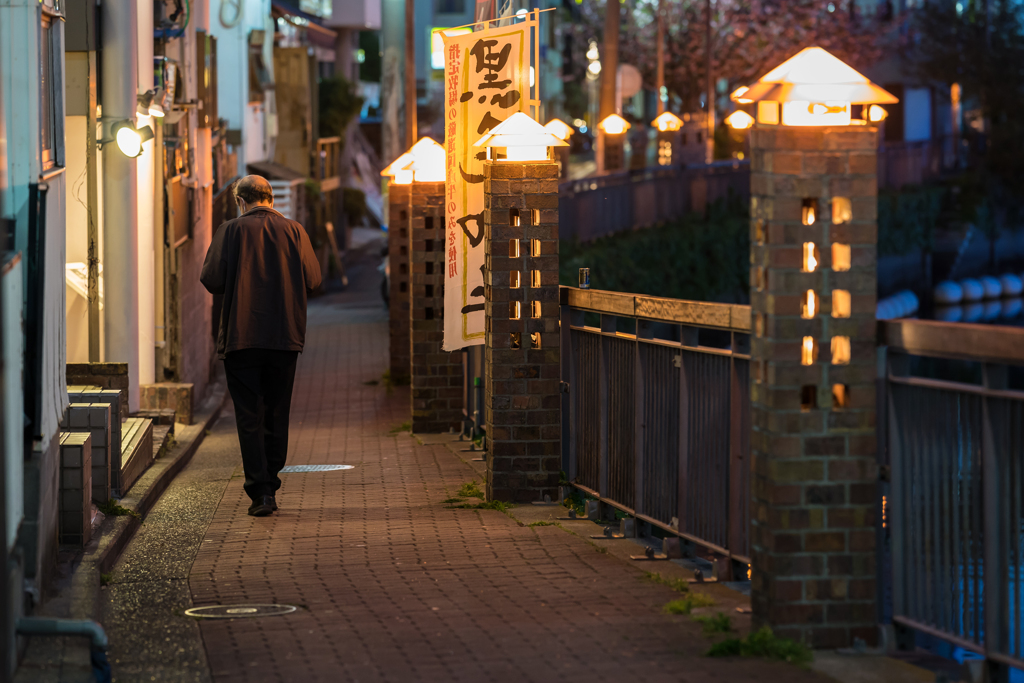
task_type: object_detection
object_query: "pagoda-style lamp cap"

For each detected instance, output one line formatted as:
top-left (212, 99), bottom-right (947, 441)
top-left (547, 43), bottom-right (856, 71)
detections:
top-left (732, 47), bottom-right (898, 127)
top-left (407, 137), bottom-right (446, 182)
top-left (544, 118), bottom-right (574, 142)
top-left (473, 112), bottom-right (568, 162)
top-left (381, 152), bottom-right (414, 183)
top-left (651, 112), bottom-right (683, 132)
top-left (597, 113), bottom-right (631, 135)
top-left (725, 110), bottom-right (755, 130)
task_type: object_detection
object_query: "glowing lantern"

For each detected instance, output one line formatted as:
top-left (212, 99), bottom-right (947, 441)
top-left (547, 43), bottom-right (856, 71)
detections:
top-left (544, 118), bottom-right (574, 141)
top-left (731, 86), bottom-right (753, 104)
top-left (597, 114), bottom-right (631, 136)
top-left (868, 104), bottom-right (888, 122)
top-left (725, 110), bottom-right (755, 130)
top-left (381, 151), bottom-right (414, 180)
top-left (407, 137), bottom-right (446, 182)
top-left (473, 111), bottom-right (569, 162)
top-left (651, 112), bottom-right (683, 133)
top-left (730, 47), bottom-right (898, 127)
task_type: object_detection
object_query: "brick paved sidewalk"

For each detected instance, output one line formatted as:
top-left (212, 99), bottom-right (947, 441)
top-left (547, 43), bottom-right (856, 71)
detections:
top-left (188, 289), bottom-right (835, 683)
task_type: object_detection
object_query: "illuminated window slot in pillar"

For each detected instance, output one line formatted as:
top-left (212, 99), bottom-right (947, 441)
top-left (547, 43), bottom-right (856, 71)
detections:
top-left (509, 208), bottom-right (520, 226)
top-left (510, 332), bottom-right (521, 349)
top-left (801, 199), bottom-right (819, 226)
top-left (832, 197), bottom-right (852, 224)
top-left (509, 239), bottom-right (520, 258)
top-left (510, 271), bottom-right (521, 289)
top-left (802, 243), bottom-right (819, 272)
top-left (530, 332), bottom-right (542, 349)
top-left (832, 289), bottom-right (851, 318)
top-left (831, 336), bottom-right (851, 365)
top-left (531, 239), bottom-right (541, 257)
top-left (509, 301), bottom-right (521, 320)
top-left (754, 219), bottom-right (765, 244)
top-left (832, 243), bottom-right (851, 272)
top-left (531, 300), bottom-right (542, 318)
top-left (832, 384), bottom-right (850, 409)
top-left (529, 209), bottom-right (540, 225)
top-left (530, 270), bottom-right (541, 288)
top-left (801, 336), bottom-right (818, 366)
top-left (802, 290), bottom-right (818, 319)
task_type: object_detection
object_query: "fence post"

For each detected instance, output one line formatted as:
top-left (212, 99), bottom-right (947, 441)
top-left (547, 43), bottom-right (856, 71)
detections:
top-left (387, 183), bottom-right (412, 385)
top-left (409, 181), bottom-right (463, 433)
top-left (634, 320), bottom-right (652, 520)
top-left (982, 363), bottom-right (1010, 683)
top-left (482, 160), bottom-right (561, 503)
top-left (748, 122), bottom-right (880, 648)
top-left (598, 313), bottom-right (615, 500)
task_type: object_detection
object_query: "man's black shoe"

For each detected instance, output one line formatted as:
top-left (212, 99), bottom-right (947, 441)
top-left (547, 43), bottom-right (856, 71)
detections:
top-left (248, 495), bottom-right (274, 517)
top-left (270, 495), bottom-right (278, 511)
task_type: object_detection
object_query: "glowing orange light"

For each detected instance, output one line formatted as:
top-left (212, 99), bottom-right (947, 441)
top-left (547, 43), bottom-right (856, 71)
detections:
top-left (473, 111), bottom-right (568, 162)
top-left (803, 243), bottom-right (818, 272)
top-left (725, 110), bottom-right (755, 130)
top-left (868, 104), bottom-right (888, 122)
top-left (802, 337), bottom-right (817, 366)
top-left (651, 112), bottom-right (683, 132)
top-left (544, 118), bottom-right (574, 141)
top-left (597, 114), bottom-right (631, 135)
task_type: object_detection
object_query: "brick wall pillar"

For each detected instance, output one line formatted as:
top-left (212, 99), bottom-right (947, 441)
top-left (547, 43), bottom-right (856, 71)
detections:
top-left (410, 181), bottom-right (463, 433)
top-left (749, 124), bottom-right (878, 648)
top-left (483, 160), bottom-right (561, 503)
top-left (388, 183), bottom-right (412, 384)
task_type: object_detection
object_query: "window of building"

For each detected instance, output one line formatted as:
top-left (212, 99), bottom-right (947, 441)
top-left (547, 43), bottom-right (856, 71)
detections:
top-left (39, 13), bottom-right (64, 169)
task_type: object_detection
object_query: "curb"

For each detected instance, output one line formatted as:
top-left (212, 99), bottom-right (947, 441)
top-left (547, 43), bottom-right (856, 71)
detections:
top-left (69, 372), bottom-right (228, 620)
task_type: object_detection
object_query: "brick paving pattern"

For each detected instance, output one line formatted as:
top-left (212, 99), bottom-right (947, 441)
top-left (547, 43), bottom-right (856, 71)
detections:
top-left (188, 289), bottom-right (833, 683)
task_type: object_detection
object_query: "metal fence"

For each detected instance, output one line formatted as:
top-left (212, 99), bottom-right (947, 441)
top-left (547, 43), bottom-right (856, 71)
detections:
top-left (560, 286), bottom-right (752, 566)
top-left (881, 319), bottom-right (1024, 676)
top-left (558, 161), bottom-right (750, 243)
top-left (878, 136), bottom-right (957, 190)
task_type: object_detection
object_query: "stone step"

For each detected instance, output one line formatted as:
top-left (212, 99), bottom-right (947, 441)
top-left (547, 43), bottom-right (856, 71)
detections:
top-left (120, 417), bottom-right (154, 494)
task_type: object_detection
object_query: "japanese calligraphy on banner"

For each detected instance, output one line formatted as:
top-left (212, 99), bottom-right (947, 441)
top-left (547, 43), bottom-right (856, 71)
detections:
top-left (442, 17), bottom-right (536, 351)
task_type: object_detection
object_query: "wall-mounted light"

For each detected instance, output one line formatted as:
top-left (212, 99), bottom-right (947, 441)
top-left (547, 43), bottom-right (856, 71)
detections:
top-left (137, 89), bottom-right (166, 118)
top-left (105, 120), bottom-right (154, 158)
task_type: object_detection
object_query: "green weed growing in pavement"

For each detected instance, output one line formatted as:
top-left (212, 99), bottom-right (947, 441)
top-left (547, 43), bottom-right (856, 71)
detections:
top-left (706, 626), bottom-right (812, 666)
top-left (457, 481), bottom-right (484, 499)
top-left (100, 573), bottom-right (113, 587)
top-left (692, 612), bottom-right (733, 636)
top-left (389, 421), bottom-right (411, 434)
top-left (441, 497), bottom-right (465, 504)
top-left (643, 571), bottom-right (690, 594)
top-left (445, 500), bottom-right (513, 513)
top-left (662, 593), bottom-right (716, 615)
top-left (528, 521), bottom-right (556, 527)
top-left (97, 499), bottom-right (141, 520)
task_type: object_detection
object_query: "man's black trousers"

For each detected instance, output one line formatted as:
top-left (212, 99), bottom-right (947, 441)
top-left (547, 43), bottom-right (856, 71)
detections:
top-left (223, 348), bottom-right (299, 501)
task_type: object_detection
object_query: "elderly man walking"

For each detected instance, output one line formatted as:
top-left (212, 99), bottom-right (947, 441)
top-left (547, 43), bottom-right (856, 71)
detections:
top-left (201, 175), bottom-right (322, 517)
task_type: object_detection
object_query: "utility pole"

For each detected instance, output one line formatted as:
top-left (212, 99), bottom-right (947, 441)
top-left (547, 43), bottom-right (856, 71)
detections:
top-left (405, 0), bottom-right (417, 148)
top-left (705, 0), bottom-right (715, 163)
top-left (599, 0), bottom-right (619, 120)
top-left (656, 0), bottom-right (665, 115)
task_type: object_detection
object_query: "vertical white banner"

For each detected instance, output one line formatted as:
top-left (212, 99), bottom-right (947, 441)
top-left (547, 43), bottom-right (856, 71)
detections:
top-left (442, 19), bottom-right (535, 351)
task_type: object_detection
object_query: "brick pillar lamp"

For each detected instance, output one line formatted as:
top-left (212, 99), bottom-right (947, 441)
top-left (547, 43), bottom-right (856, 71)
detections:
top-left (405, 138), bottom-right (465, 433)
top-left (597, 114), bottom-right (629, 173)
top-left (381, 150), bottom-right (416, 384)
top-left (741, 47), bottom-right (898, 648)
top-left (473, 112), bottom-right (568, 503)
top-left (651, 112), bottom-right (683, 166)
top-left (544, 118), bottom-right (574, 180)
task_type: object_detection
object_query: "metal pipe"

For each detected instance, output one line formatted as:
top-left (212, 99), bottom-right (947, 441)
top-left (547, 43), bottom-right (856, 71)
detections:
top-left (404, 0), bottom-right (416, 148)
top-left (101, 0), bottom-right (141, 409)
top-left (656, 0), bottom-right (664, 115)
top-left (705, 0), bottom-right (714, 163)
top-left (16, 617), bottom-right (109, 650)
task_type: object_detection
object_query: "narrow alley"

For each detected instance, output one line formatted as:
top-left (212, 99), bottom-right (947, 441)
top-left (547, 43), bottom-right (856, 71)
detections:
top-left (99, 249), bottom-right (831, 683)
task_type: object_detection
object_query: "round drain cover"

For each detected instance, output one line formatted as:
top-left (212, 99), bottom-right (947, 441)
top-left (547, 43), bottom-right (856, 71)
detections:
top-left (278, 464), bottom-right (354, 473)
top-left (185, 604), bottom-right (297, 619)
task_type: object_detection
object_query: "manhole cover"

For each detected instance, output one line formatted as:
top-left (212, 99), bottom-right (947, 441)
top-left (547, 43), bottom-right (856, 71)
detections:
top-left (185, 604), bottom-right (297, 619)
top-left (278, 464), bottom-right (354, 473)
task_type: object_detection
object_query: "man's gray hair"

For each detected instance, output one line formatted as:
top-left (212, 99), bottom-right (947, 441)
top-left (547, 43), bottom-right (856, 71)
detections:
top-left (233, 175), bottom-right (274, 205)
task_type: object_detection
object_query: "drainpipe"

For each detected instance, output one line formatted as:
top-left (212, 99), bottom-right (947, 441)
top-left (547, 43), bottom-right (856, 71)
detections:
top-left (101, 0), bottom-right (141, 411)
top-left (136, 0), bottom-right (155, 387)
top-left (16, 618), bottom-right (111, 682)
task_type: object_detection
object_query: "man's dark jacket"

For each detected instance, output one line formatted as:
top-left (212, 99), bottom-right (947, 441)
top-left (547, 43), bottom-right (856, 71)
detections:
top-left (201, 206), bottom-right (322, 358)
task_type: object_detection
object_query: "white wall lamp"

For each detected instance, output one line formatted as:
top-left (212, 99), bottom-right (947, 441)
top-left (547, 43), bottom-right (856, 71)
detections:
top-left (99, 119), bottom-right (155, 158)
